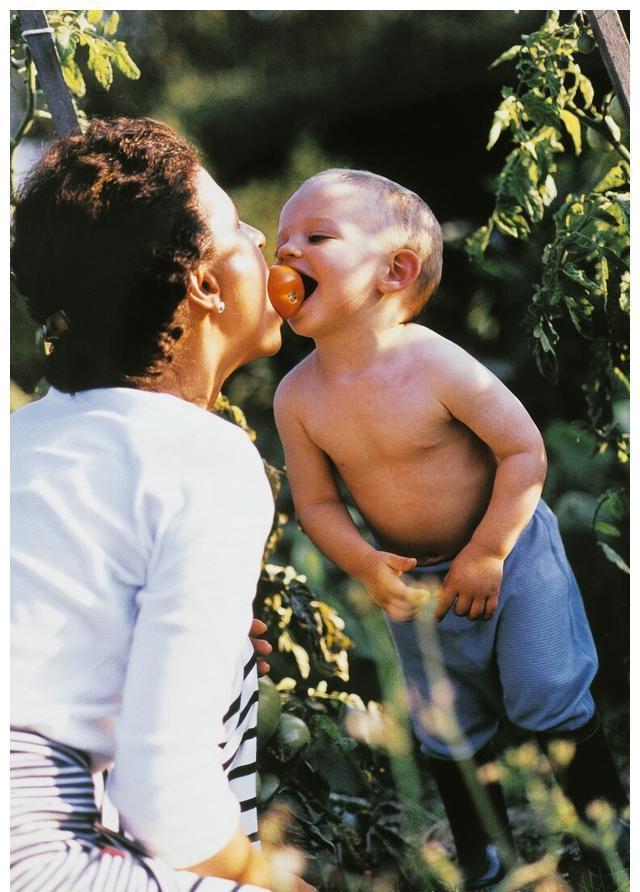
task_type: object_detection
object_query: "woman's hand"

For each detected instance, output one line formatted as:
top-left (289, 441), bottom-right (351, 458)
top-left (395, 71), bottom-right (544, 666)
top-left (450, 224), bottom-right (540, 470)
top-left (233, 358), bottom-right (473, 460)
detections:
top-left (250, 617), bottom-right (272, 676)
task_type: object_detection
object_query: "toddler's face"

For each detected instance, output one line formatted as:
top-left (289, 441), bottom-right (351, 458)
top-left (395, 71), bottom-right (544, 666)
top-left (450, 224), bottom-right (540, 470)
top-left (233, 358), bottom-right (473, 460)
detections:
top-left (275, 181), bottom-right (393, 336)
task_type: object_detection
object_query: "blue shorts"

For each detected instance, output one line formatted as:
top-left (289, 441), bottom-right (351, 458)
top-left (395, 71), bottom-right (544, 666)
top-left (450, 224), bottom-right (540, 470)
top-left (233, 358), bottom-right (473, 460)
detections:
top-left (386, 500), bottom-right (598, 760)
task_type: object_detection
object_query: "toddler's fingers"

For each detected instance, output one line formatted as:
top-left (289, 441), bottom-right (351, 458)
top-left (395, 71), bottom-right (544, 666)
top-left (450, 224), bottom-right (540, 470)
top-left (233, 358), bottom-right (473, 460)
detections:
top-left (434, 582), bottom-right (457, 622)
top-left (257, 660), bottom-right (271, 677)
top-left (453, 594), bottom-right (474, 618)
top-left (484, 593), bottom-right (499, 620)
top-left (468, 598), bottom-right (487, 622)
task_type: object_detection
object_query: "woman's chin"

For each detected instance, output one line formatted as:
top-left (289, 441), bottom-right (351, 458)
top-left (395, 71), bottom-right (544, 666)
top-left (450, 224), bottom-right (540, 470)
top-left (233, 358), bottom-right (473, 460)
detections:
top-left (254, 325), bottom-right (283, 359)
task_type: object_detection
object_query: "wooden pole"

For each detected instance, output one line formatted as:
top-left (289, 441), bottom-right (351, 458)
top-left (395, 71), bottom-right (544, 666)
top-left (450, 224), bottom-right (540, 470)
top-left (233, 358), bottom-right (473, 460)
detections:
top-left (587, 10), bottom-right (630, 124)
top-left (19, 10), bottom-right (80, 138)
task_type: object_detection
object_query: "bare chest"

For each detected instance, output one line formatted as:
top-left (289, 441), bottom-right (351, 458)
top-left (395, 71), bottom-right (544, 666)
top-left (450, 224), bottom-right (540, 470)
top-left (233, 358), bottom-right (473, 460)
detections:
top-left (301, 377), bottom-right (451, 468)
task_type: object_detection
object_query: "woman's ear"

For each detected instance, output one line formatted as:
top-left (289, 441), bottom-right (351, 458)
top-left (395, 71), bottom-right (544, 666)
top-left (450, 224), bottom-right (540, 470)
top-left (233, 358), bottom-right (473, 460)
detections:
top-left (379, 249), bottom-right (421, 293)
top-left (187, 263), bottom-right (224, 314)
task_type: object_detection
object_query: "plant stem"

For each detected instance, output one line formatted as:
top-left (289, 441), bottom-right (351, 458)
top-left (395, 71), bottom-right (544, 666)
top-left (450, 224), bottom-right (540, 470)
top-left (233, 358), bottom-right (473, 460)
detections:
top-left (10, 52), bottom-right (37, 200)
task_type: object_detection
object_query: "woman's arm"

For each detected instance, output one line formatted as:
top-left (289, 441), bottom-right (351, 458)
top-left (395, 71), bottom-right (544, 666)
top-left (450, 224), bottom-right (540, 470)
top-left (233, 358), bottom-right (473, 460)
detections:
top-left (109, 423), bottom-right (273, 870)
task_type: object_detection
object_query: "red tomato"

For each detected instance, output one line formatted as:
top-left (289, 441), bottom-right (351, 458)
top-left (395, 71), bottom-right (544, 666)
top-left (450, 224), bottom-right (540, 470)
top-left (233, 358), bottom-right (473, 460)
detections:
top-left (268, 265), bottom-right (305, 319)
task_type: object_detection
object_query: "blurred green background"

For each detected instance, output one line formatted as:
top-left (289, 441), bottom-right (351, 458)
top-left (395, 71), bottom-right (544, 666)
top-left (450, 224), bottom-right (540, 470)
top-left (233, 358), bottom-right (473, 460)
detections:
top-left (10, 10), bottom-right (629, 738)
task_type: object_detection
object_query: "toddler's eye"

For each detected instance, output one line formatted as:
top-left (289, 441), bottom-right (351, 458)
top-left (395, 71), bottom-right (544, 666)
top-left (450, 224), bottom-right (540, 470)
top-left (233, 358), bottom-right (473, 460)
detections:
top-left (308, 234), bottom-right (329, 243)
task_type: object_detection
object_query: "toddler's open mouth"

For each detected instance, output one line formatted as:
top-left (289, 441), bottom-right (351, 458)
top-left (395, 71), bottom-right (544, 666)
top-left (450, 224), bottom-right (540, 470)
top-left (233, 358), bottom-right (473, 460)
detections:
top-left (300, 273), bottom-right (318, 299)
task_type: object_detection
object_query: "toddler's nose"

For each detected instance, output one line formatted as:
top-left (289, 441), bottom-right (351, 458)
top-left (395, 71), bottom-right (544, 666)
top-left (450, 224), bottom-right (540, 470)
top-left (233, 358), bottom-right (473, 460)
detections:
top-left (277, 238), bottom-right (302, 262)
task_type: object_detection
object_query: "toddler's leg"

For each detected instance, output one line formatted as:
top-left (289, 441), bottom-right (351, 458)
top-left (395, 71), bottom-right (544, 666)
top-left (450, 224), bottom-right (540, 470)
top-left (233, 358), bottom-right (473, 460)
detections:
top-left (426, 742), bottom-right (515, 890)
top-left (496, 502), bottom-right (628, 866)
top-left (387, 574), bottom-right (513, 889)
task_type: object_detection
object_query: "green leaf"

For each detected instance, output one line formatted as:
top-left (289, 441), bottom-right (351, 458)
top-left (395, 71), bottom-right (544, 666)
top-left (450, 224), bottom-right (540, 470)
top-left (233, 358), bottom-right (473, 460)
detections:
top-left (54, 25), bottom-right (77, 63)
top-left (489, 44), bottom-right (522, 70)
top-left (578, 75), bottom-right (594, 108)
top-left (87, 10), bottom-right (103, 26)
top-left (598, 542), bottom-right (630, 574)
top-left (111, 41), bottom-right (141, 80)
top-left (595, 521), bottom-right (620, 538)
top-left (562, 264), bottom-right (598, 291)
top-left (88, 43), bottom-right (113, 90)
top-left (559, 109), bottom-right (582, 154)
top-left (104, 11), bottom-right (120, 36)
top-left (465, 224), bottom-right (492, 262)
top-left (533, 323), bottom-right (552, 353)
top-left (61, 58), bottom-right (86, 97)
top-left (540, 174), bottom-right (557, 206)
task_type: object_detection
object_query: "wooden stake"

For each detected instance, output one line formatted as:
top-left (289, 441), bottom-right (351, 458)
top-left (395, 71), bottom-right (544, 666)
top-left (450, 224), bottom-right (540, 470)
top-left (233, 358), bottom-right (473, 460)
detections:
top-left (587, 10), bottom-right (630, 124)
top-left (19, 10), bottom-right (80, 138)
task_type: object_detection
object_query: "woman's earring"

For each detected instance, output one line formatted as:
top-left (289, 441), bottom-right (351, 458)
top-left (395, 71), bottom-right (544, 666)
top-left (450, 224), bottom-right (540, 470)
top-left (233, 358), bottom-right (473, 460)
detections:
top-left (217, 301), bottom-right (225, 314)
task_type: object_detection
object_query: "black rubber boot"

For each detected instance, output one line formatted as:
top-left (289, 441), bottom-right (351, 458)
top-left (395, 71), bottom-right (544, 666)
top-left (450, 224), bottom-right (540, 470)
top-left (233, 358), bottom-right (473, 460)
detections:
top-left (428, 744), bottom-right (515, 890)
top-left (537, 712), bottom-right (629, 876)
top-left (536, 712), bottom-right (628, 820)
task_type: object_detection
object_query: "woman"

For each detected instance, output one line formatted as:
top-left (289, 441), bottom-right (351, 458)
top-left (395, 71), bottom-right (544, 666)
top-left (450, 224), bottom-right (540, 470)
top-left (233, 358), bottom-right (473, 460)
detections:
top-left (11, 117), bottom-right (313, 891)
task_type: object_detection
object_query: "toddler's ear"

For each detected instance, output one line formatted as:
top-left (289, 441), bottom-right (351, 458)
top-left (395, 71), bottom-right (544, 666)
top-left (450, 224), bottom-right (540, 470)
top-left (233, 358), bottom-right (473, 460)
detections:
top-left (379, 248), bottom-right (421, 293)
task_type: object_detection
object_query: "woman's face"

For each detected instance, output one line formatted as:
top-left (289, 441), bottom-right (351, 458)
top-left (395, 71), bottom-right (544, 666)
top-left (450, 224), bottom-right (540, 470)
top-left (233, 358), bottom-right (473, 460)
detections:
top-left (196, 168), bottom-right (282, 364)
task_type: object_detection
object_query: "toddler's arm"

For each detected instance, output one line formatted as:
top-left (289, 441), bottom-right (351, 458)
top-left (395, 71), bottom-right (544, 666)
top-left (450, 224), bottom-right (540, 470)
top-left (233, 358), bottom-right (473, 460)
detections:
top-left (275, 380), bottom-right (419, 621)
top-left (433, 341), bottom-right (547, 622)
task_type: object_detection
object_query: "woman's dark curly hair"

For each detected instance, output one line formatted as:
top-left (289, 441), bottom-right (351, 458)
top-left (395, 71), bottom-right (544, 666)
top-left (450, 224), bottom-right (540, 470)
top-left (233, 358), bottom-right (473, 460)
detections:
top-left (11, 117), bottom-right (213, 393)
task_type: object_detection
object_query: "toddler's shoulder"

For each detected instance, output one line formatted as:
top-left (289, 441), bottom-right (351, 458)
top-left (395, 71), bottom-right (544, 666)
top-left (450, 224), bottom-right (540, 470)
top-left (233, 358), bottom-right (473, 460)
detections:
top-left (404, 324), bottom-right (477, 372)
top-left (274, 351), bottom-right (318, 407)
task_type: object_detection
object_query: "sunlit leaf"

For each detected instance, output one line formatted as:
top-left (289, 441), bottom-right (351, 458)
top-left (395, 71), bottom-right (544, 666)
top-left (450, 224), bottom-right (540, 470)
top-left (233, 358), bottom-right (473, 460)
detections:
top-left (595, 521), bottom-right (620, 538)
top-left (598, 542), bottom-right (630, 574)
top-left (559, 109), bottom-right (582, 154)
top-left (578, 75), bottom-right (594, 107)
top-left (61, 57), bottom-right (86, 97)
top-left (88, 43), bottom-right (113, 90)
top-left (104, 11), bottom-right (120, 36)
top-left (489, 44), bottom-right (522, 69)
top-left (111, 40), bottom-right (141, 80)
top-left (86, 10), bottom-right (103, 26)
top-left (54, 25), bottom-right (77, 63)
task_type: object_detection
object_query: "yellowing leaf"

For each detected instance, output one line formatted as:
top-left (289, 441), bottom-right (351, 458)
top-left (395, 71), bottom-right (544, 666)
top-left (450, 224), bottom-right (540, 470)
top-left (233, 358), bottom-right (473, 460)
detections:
top-left (111, 40), bottom-right (141, 80)
top-left (88, 44), bottom-right (113, 90)
top-left (104, 11), bottom-right (120, 36)
top-left (559, 109), bottom-right (582, 154)
top-left (61, 58), bottom-right (86, 97)
top-left (593, 163), bottom-right (628, 193)
top-left (489, 44), bottom-right (522, 70)
top-left (578, 75), bottom-right (594, 108)
top-left (87, 10), bottom-right (103, 26)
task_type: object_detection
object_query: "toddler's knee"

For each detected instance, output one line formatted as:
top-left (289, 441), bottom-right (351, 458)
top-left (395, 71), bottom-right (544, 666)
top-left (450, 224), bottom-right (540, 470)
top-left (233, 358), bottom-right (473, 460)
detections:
top-left (504, 677), bottom-right (594, 734)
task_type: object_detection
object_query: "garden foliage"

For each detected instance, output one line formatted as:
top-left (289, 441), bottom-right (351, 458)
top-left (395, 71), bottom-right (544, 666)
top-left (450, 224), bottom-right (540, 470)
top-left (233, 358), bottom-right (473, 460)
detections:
top-left (9, 10), bottom-right (630, 891)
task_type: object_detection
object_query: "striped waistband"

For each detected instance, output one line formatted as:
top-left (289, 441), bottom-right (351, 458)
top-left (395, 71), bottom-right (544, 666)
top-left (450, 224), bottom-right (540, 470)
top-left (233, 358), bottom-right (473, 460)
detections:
top-left (11, 727), bottom-right (100, 829)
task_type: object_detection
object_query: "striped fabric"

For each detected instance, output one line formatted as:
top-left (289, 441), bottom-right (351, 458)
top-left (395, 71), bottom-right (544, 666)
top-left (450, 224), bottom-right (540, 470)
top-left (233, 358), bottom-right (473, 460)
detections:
top-left (11, 646), bottom-right (266, 891)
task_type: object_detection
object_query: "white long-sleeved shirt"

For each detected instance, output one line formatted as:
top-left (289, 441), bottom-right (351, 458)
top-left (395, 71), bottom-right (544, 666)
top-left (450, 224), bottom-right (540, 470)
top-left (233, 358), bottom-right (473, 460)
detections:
top-left (11, 386), bottom-right (274, 867)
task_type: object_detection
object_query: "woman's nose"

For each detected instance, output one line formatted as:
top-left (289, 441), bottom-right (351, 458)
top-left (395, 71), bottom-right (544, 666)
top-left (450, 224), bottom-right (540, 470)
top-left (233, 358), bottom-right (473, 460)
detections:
top-left (243, 222), bottom-right (266, 249)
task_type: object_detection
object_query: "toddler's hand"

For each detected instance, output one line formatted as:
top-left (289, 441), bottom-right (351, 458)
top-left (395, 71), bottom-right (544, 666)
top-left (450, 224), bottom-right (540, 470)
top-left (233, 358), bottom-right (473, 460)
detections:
top-left (361, 552), bottom-right (421, 622)
top-left (434, 544), bottom-right (503, 622)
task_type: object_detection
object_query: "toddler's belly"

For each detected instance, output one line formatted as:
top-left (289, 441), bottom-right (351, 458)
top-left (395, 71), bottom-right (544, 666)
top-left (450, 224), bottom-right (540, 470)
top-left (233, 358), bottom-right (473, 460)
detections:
top-left (349, 466), bottom-right (495, 563)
